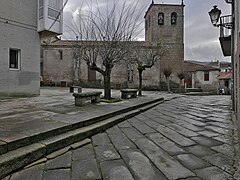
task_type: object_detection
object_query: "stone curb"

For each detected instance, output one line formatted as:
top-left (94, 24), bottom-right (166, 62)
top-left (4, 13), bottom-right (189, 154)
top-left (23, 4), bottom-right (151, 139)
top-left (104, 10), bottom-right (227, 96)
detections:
top-left (0, 97), bottom-right (164, 179)
top-left (0, 97), bottom-right (164, 157)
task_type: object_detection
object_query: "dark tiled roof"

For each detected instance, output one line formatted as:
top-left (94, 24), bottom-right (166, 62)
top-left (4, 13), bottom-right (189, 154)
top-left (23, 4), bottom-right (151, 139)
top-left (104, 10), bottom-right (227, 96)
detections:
top-left (184, 61), bottom-right (219, 72)
top-left (218, 72), bottom-right (232, 80)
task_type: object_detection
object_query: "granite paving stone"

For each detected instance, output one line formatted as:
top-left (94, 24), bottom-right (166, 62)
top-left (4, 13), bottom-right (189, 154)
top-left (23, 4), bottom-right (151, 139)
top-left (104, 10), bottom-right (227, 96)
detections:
top-left (176, 121), bottom-right (205, 132)
top-left (185, 145), bottom-right (216, 157)
top-left (94, 144), bottom-right (121, 162)
top-left (129, 121), bottom-right (156, 135)
top-left (72, 144), bottom-right (95, 161)
top-left (168, 124), bottom-right (199, 137)
top-left (148, 133), bottom-right (186, 155)
top-left (120, 127), bottom-right (144, 141)
top-left (72, 159), bottom-right (101, 180)
top-left (117, 121), bottom-right (132, 128)
top-left (191, 136), bottom-right (223, 147)
top-left (157, 126), bottom-right (196, 147)
top-left (106, 125), bottom-right (122, 135)
top-left (203, 153), bottom-right (235, 175)
top-left (197, 130), bottom-right (222, 138)
top-left (100, 159), bottom-right (134, 180)
top-left (42, 169), bottom-right (71, 180)
top-left (119, 149), bottom-right (167, 180)
top-left (194, 166), bottom-right (234, 180)
top-left (211, 144), bottom-right (235, 158)
top-left (92, 133), bottom-right (111, 146)
top-left (213, 134), bottom-right (233, 145)
top-left (45, 152), bottom-right (71, 170)
top-left (176, 154), bottom-right (210, 170)
top-left (10, 164), bottom-right (44, 180)
top-left (108, 133), bottom-right (136, 150)
top-left (134, 138), bottom-right (195, 180)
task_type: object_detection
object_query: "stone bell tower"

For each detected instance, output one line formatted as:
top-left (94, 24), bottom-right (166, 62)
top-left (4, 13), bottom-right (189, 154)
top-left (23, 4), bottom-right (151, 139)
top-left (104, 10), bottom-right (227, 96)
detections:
top-left (144, 1), bottom-right (184, 82)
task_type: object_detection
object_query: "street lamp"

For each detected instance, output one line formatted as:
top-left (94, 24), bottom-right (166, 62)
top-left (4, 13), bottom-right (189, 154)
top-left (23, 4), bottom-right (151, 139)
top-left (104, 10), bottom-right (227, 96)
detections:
top-left (225, 0), bottom-right (232, 4)
top-left (208, 5), bottom-right (221, 27)
top-left (208, 5), bottom-right (233, 29)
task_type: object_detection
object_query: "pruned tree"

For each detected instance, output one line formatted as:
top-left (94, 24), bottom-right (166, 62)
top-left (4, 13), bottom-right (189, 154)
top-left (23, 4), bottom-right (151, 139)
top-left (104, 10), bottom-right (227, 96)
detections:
top-left (177, 72), bottom-right (185, 92)
top-left (129, 43), bottom-right (170, 96)
top-left (163, 68), bottom-right (172, 93)
top-left (67, 0), bottom-right (144, 99)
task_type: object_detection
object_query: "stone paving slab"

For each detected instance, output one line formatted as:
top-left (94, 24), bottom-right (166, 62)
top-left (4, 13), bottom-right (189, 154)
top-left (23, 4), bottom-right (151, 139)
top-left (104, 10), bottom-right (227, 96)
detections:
top-left (0, 88), bottom-right (168, 156)
top-left (2, 94), bottom-right (238, 180)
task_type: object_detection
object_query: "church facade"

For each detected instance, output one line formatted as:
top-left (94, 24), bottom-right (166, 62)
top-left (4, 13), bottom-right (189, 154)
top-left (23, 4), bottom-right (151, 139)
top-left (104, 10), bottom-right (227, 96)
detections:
top-left (42, 2), bottom-right (184, 90)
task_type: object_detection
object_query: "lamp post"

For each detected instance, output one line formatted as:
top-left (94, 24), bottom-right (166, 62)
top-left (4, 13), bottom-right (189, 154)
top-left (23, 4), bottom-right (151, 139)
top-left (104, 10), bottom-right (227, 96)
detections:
top-left (208, 5), bottom-right (222, 26)
top-left (208, 5), bottom-right (233, 29)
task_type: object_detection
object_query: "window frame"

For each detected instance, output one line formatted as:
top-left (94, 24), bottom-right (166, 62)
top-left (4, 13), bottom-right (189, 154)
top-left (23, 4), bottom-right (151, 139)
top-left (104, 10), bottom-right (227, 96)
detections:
top-left (158, 12), bottom-right (164, 25)
top-left (171, 12), bottom-right (177, 25)
top-left (48, 0), bottom-right (61, 21)
top-left (204, 71), bottom-right (209, 81)
top-left (9, 48), bottom-right (21, 70)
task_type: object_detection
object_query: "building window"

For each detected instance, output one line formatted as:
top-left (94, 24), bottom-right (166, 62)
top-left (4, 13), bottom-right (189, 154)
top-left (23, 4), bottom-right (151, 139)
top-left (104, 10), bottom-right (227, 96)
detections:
top-left (39, 0), bottom-right (44, 18)
top-left (145, 20), bottom-right (148, 30)
top-left (171, 12), bottom-right (177, 25)
top-left (127, 64), bottom-right (133, 82)
top-left (204, 71), bottom-right (209, 81)
top-left (59, 50), bottom-right (63, 60)
top-left (48, 0), bottom-right (61, 20)
top-left (158, 12), bottom-right (164, 25)
top-left (149, 16), bottom-right (151, 27)
top-left (9, 49), bottom-right (20, 70)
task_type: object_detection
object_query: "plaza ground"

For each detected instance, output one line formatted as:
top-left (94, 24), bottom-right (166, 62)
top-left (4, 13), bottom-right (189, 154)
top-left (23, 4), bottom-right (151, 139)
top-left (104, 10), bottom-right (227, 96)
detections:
top-left (0, 88), bottom-right (240, 179)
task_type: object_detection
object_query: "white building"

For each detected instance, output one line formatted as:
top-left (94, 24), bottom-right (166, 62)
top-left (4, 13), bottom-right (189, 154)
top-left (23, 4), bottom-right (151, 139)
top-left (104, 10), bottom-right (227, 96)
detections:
top-left (0, 0), bottom-right (63, 96)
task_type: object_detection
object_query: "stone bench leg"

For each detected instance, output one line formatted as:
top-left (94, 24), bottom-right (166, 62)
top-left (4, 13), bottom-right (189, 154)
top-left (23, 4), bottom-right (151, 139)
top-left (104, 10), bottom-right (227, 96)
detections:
top-left (121, 93), bottom-right (128, 99)
top-left (75, 98), bottom-right (85, 106)
top-left (91, 96), bottom-right (100, 103)
top-left (78, 87), bottom-right (82, 93)
top-left (70, 87), bottom-right (74, 93)
top-left (131, 94), bottom-right (137, 98)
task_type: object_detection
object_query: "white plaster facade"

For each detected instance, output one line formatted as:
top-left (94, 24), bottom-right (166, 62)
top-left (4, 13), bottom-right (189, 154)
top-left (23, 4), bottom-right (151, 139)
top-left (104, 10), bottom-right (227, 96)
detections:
top-left (0, 0), bottom-right (63, 96)
top-left (192, 70), bottom-right (219, 92)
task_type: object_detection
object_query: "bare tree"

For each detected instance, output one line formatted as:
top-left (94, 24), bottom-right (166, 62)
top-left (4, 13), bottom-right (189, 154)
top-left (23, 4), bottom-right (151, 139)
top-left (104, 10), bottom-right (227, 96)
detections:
top-left (129, 43), bottom-right (170, 96)
top-left (67, 0), bottom-right (144, 99)
top-left (177, 72), bottom-right (185, 92)
top-left (163, 68), bottom-right (172, 93)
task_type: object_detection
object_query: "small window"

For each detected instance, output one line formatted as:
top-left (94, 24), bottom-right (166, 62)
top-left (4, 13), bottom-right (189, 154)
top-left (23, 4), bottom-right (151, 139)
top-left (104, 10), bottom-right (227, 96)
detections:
top-left (127, 64), bottom-right (133, 82)
top-left (48, 0), bottom-right (61, 20)
top-left (145, 20), bottom-right (148, 30)
top-left (158, 12), bottom-right (164, 25)
top-left (149, 16), bottom-right (151, 27)
top-left (9, 49), bottom-right (20, 70)
top-left (171, 12), bottom-right (177, 25)
top-left (39, 0), bottom-right (44, 18)
top-left (59, 50), bottom-right (63, 60)
top-left (204, 71), bottom-right (209, 81)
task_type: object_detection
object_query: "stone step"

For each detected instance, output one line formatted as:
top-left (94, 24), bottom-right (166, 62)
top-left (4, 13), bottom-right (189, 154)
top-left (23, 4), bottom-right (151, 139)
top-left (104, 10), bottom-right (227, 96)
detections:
top-left (0, 98), bottom-right (164, 179)
top-left (0, 97), bottom-right (164, 157)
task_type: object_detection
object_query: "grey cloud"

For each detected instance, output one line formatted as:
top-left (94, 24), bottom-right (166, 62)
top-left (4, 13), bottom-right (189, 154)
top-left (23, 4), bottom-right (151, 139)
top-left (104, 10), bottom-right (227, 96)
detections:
top-left (63, 0), bottom-right (231, 61)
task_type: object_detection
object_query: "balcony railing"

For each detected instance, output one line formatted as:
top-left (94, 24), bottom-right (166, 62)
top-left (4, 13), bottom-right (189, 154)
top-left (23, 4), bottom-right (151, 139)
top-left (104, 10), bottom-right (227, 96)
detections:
top-left (220, 15), bottom-right (232, 38)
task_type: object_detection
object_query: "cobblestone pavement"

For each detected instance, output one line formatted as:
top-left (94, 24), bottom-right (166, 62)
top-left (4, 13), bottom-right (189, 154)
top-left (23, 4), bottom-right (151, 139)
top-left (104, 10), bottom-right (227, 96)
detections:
top-left (5, 95), bottom-right (239, 180)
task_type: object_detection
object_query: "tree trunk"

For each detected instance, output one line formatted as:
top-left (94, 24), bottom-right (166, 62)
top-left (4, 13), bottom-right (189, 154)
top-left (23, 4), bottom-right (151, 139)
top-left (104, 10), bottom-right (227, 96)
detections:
top-left (138, 69), bottom-right (143, 96)
top-left (167, 77), bottom-right (170, 93)
top-left (179, 79), bottom-right (182, 91)
top-left (103, 70), bottom-right (111, 99)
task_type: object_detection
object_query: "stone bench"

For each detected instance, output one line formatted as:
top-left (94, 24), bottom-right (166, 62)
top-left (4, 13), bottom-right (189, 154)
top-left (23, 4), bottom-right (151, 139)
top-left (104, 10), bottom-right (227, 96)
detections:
top-left (70, 86), bottom-right (82, 93)
top-left (120, 89), bottom-right (138, 99)
top-left (73, 92), bottom-right (102, 106)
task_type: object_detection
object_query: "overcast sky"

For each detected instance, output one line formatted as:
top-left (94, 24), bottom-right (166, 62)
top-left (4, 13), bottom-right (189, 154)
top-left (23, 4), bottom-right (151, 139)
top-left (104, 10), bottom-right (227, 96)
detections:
top-left (63, 0), bottom-right (231, 62)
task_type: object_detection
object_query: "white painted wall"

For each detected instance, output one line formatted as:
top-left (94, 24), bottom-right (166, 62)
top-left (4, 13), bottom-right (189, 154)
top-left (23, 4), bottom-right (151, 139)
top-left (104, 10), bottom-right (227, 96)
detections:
top-left (194, 70), bottom-right (219, 92)
top-left (0, 0), bottom-right (40, 95)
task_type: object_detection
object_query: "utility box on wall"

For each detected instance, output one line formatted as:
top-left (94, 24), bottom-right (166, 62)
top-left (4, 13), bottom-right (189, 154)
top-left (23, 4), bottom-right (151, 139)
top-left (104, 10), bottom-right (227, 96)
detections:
top-left (38, 0), bottom-right (63, 38)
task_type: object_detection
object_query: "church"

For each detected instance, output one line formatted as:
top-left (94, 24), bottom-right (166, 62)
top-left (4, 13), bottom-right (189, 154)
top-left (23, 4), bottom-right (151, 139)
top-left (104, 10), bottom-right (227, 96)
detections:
top-left (41, 1), bottom-right (184, 90)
